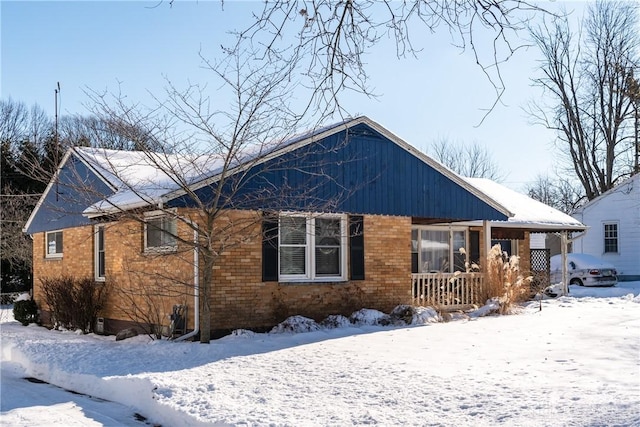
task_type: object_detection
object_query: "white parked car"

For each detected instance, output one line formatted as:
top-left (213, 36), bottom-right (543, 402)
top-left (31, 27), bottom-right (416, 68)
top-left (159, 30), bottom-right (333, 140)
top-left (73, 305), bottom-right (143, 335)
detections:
top-left (549, 253), bottom-right (618, 287)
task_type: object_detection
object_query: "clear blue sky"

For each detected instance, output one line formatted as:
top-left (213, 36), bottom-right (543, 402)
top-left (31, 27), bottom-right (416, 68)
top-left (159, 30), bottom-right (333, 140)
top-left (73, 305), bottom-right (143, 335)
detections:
top-left (1, 1), bottom-right (588, 190)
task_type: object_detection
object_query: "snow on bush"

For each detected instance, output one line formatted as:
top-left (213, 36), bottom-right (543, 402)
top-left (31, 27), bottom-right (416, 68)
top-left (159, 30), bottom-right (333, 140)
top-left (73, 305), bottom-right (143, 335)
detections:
top-left (270, 315), bottom-right (320, 334)
top-left (320, 314), bottom-right (351, 329)
top-left (468, 298), bottom-right (501, 318)
top-left (228, 329), bottom-right (256, 338)
top-left (14, 293), bottom-right (31, 302)
top-left (410, 306), bottom-right (442, 324)
top-left (349, 308), bottom-right (390, 326)
top-left (270, 306), bottom-right (445, 335)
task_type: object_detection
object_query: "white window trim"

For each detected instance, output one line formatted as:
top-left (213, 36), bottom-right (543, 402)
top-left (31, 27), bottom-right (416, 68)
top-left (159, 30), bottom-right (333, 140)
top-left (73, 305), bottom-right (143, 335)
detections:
top-left (603, 221), bottom-right (619, 254)
top-left (279, 213), bottom-right (348, 283)
top-left (45, 230), bottom-right (63, 259)
top-left (411, 225), bottom-right (469, 273)
top-left (94, 224), bottom-right (106, 282)
top-left (144, 210), bottom-right (178, 254)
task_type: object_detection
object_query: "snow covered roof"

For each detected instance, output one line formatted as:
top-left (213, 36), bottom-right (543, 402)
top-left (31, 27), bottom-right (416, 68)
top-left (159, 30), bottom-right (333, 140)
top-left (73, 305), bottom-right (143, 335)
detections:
top-left (463, 178), bottom-right (586, 231)
top-left (77, 116), bottom-right (511, 218)
top-left (75, 147), bottom-right (223, 216)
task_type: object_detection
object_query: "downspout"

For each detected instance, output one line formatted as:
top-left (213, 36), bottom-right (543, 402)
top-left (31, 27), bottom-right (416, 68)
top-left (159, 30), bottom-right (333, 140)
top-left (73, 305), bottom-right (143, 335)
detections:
top-left (174, 226), bottom-right (200, 341)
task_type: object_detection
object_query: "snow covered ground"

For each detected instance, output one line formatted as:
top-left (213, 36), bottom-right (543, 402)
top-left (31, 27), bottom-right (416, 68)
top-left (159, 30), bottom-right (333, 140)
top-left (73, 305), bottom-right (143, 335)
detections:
top-left (2, 282), bottom-right (639, 426)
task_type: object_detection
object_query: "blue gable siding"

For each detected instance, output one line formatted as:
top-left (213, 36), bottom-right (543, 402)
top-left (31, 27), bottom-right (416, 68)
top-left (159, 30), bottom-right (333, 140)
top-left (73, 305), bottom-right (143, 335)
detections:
top-left (25, 154), bottom-right (114, 234)
top-left (169, 123), bottom-right (507, 222)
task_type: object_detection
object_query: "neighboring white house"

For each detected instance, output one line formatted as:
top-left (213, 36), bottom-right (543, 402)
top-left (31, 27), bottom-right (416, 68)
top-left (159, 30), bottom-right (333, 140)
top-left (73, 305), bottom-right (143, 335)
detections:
top-left (572, 174), bottom-right (640, 281)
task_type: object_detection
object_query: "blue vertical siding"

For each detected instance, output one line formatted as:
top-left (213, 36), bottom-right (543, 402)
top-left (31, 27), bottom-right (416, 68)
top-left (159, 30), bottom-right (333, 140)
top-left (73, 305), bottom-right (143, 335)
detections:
top-left (170, 123), bottom-right (507, 222)
top-left (25, 155), bottom-right (114, 234)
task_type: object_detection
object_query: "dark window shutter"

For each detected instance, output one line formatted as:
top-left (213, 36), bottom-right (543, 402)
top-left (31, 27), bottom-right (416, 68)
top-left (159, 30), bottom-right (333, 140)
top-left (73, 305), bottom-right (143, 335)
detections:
top-left (262, 215), bottom-right (279, 282)
top-left (470, 230), bottom-right (480, 266)
top-left (349, 215), bottom-right (365, 280)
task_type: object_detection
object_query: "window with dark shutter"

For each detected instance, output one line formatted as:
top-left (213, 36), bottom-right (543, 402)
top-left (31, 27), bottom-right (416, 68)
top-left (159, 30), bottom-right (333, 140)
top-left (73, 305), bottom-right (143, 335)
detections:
top-left (349, 216), bottom-right (365, 280)
top-left (262, 215), bottom-right (279, 281)
top-left (469, 230), bottom-right (480, 267)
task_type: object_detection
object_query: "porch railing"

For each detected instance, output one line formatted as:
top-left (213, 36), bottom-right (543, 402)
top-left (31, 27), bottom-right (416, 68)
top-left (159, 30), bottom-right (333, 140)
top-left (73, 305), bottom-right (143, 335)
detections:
top-left (411, 273), bottom-right (485, 309)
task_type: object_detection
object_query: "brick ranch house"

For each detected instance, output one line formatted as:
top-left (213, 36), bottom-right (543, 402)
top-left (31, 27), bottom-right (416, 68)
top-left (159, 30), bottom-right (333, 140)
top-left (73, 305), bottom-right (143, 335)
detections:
top-left (23, 116), bottom-right (585, 338)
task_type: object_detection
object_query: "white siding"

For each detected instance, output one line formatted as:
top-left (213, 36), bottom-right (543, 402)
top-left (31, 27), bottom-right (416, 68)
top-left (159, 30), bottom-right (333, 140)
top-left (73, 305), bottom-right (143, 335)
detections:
top-left (529, 233), bottom-right (546, 249)
top-left (573, 175), bottom-right (640, 278)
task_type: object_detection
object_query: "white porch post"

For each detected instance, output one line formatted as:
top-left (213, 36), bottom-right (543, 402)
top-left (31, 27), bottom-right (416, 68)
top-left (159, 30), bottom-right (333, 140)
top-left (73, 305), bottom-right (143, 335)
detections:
top-left (483, 220), bottom-right (492, 267)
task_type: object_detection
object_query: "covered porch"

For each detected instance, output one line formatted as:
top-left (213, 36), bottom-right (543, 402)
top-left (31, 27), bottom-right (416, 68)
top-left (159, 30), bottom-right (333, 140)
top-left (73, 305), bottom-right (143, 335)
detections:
top-left (408, 178), bottom-right (587, 309)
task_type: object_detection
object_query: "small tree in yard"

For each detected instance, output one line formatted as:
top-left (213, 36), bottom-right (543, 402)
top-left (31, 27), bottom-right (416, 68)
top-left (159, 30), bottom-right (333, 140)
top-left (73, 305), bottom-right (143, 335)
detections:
top-left (35, 43), bottom-right (350, 343)
top-left (481, 244), bottom-right (532, 314)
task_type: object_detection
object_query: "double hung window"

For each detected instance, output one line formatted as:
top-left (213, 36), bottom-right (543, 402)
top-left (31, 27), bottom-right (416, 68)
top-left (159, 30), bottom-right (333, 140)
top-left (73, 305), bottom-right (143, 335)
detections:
top-left (144, 211), bottom-right (177, 252)
top-left (279, 214), bottom-right (346, 282)
top-left (45, 230), bottom-right (63, 258)
top-left (603, 223), bottom-right (618, 253)
top-left (94, 225), bottom-right (106, 281)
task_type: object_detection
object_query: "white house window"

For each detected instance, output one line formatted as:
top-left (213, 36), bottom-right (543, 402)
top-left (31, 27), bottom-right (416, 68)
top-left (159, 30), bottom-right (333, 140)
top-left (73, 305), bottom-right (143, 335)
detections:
top-left (144, 212), bottom-right (177, 252)
top-left (603, 223), bottom-right (618, 253)
top-left (411, 227), bottom-right (468, 273)
top-left (45, 230), bottom-right (63, 258)
top-left (279, 214), bottom-right (347, 282)
top-left (94, 225), bottom-right (106, 281)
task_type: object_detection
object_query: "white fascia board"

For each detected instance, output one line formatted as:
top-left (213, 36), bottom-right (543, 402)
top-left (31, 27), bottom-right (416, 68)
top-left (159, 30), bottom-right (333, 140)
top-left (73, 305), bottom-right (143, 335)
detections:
top-left (446, 219), bottom-right (587, 232)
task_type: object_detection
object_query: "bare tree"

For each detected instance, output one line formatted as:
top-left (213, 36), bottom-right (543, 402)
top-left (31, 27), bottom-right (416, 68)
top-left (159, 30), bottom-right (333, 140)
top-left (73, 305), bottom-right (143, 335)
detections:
top-left (59, 115), bottom-right (147, 151)
top-left (0, 185), bottom-right (38, 290)
top-left (525, 173), bottom-right (584, 214)
top-left (428, 137), bottom-right (506, 181)
top-left (0, 99), bottom-right (53, 290)
top-left (528, 1), bottom-right (639, 200)
top-left (229, 1), bottom-right (550, 117)
top-left (60, 44), bottom-right (350, 343)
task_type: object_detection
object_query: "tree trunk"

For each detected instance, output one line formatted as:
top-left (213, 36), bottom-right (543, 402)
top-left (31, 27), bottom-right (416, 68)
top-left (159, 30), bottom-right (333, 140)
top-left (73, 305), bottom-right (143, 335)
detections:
top-left (199, 248), bottom-right (214, 344)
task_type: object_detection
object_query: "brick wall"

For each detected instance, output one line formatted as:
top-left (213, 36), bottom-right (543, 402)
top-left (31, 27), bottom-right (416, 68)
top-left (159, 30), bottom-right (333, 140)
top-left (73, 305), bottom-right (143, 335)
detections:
top-left (33, 226), bottom-right (95, 312)
top-left (34, 212), bottom-right (535, 336)
top-left (210, 214), bottom-right (412, 331)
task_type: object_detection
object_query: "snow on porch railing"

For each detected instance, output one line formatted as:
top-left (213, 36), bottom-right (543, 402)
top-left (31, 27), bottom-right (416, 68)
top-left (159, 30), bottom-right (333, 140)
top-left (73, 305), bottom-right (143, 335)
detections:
top-left (411, 272), bottom-right (485, 309)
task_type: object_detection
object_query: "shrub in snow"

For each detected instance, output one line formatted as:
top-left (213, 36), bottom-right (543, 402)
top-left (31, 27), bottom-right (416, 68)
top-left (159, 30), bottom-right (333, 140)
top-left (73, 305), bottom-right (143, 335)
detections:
top-left (271, 315), bottom-right (320, 334)
top-left (13, 298), bottom-right (39, 326)
top-left (320, 314), bottom-right (351, 329)
top-left (389, 305), bottom-right (414, 325)
top-left (40, 276), bottom-right (109, 333)
top-left (411, 306), bottom-right (442, 325)
top-left (349, 309), bottom-right (391, 326)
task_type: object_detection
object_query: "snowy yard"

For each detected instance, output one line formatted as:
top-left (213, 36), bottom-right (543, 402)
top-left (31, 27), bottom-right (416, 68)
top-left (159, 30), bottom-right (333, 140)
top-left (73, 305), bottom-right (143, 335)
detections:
top-left (2, 283), bottom-right (639, 426)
